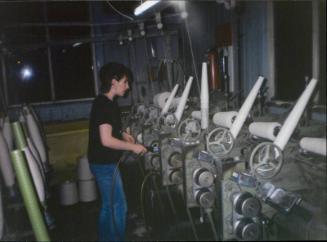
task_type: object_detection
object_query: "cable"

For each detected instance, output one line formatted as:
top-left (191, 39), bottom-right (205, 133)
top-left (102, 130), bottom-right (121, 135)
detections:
top-left (186, 205), bottom-right (199, 241)
top-left (206, 209), bottom-right (219, 241)
top-left (140, 171), bottom-right (160, 233)
top-left (184, 18), bottom-right (200, 97)
top-left (106, 1), bottom-right (134, 22)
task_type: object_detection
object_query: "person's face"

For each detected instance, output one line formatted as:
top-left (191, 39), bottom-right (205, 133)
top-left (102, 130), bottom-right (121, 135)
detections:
top-left (112, 75), bottom-right (129, 96)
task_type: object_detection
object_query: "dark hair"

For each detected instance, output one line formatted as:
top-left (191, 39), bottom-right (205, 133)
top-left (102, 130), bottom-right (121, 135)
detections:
top-left (99, 62), bottom-right (132, 93)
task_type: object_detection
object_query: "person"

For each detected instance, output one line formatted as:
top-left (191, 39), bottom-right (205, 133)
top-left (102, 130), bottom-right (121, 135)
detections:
top-left (88, 62), bottom-right (147, 241)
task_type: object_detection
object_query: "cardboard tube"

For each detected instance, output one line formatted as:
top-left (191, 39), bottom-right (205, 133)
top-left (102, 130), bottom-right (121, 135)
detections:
top-left (201, 62), bottom-right (209, 129)
top-left (161, 84), bottom-right (179, 115)
top-left (274, 78), bottom-right (317, 150)
top-left (10, 150), bottom-right (50, 241)
top-left (11, 121), bottom-right (27, 149)
top-left (175, 76), bottom-right (193, 122)
top-left (230, 76), bottom-right (264, 138)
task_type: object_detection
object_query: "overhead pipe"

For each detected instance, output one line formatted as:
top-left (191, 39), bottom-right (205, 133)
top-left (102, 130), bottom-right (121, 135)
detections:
top-left (230, 76), bottom-right (264, 139)
top-left (174, 76), bottom-right (193, 122)
top-left (161, 84), bottom-right (179, 115)
top-left (201, 63), bottom-right (209, 129)
top-left (274, 78), bottom-right (318, 150)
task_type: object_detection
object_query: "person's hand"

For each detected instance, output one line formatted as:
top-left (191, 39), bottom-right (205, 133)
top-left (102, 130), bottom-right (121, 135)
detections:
top-left (131, 144), bottom-right (147, 155)
top-left (122, 132), bottom-right (135, 144)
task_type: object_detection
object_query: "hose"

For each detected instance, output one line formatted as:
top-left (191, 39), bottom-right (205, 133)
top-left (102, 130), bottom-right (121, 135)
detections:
top-left (186, 206), bottom-right (199, 241)
top-left (140, 171), bottom-right (160, 233)
top-left (206, 208), bottom-right (219, 241)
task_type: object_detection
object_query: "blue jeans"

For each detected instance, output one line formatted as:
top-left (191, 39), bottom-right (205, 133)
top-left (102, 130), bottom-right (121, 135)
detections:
top-left (90, 163), bottom-right (127, 241)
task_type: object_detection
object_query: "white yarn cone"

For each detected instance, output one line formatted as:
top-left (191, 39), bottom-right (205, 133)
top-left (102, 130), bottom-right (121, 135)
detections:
top-left (60, 180), bottom-right (79, 206)
top-left (77, 155), bottom-right (94, 181)
top-left (23, 147), bottom-right (46, 204)
top-left (78, 180), bottom-right (97, 202)
top-left (3, 116), bottom-right (13, 151)
top-left (0, 130), bottom-right (15, 189)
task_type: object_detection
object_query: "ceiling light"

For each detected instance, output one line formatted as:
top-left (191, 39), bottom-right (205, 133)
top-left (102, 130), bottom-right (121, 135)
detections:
top-left (134, 0), bottom-right (161, 16)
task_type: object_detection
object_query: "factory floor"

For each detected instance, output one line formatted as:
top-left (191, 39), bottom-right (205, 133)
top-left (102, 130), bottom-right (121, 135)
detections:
top-left (2, 160), bottom-right (216, 241)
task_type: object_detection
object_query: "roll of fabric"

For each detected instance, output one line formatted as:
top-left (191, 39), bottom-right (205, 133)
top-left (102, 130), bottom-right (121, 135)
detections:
top-left (78, 179), bottom-right (97, 202)
top-left (77, 155), bottom-right (94, 181)
top-left (60, 180), bottom-right (79, 206)
top-left (299, 137), bottom-right (326, 156)
top-left (249, 122), bottom-right (281, 141)
top-left (212, 111), bottom-right (238, 128)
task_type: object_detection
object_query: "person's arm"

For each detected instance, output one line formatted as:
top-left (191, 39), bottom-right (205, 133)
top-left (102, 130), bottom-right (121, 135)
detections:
top-left (122, 131), bottom-right (135, 144)
top-left (99, 123), bottom-right (146, 154)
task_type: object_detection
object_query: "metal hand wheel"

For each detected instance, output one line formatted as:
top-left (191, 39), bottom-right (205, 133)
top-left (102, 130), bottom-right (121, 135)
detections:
top-left (178, 118), bottom-right (201, 144)
top-left (206, 127), bottom-right (234, 157)
top-left (249, 142), bottom-right (283, 179)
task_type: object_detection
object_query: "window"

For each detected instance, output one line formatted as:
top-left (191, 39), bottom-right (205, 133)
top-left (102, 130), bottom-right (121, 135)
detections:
top-left (0, 1), bottom-right (94, 105)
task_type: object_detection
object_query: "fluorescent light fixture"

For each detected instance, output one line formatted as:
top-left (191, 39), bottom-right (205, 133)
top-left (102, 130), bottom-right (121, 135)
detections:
top-left (134, 0), bottom-right (161, 16)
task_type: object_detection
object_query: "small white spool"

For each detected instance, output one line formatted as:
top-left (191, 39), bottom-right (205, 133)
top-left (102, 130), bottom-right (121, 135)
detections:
top-left (249, 122), bottom-right (281, 141)
top-left (60, 180), bottom-right (79, 206)
top-left (78, 179), bottom-right (97, 202)
top-left (212, 111), bottom-right (238, 128)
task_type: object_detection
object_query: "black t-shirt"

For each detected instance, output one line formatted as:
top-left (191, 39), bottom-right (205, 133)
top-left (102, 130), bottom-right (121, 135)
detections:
top-left (88, 95), bottom-right (123, 164)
